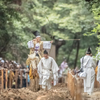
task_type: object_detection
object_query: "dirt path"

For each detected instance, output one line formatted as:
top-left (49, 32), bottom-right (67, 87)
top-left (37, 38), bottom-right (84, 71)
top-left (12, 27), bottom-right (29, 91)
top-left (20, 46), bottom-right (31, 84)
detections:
top-left (1, 83), bottom-right (100, 100)
top-left (0, 83), bottom-right (72, 100)
top-left (82, 88), bottom-right (100, 100)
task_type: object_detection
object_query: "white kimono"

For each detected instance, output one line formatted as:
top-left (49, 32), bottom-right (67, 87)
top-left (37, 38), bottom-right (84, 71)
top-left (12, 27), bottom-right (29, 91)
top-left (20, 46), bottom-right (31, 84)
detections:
top-left (80, 55), bottom-right (96, 94)
top-left (97, 60), bottom-right (100, 83)
top-left (37, 56), bottom-right (59, 90)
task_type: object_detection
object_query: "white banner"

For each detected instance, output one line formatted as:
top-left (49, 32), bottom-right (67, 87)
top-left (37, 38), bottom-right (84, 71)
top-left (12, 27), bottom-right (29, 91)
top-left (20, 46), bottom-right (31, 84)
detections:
top-left (43, 41), bottom-right (51, 49)
top-left (27, 40), bottom-right (34, 48)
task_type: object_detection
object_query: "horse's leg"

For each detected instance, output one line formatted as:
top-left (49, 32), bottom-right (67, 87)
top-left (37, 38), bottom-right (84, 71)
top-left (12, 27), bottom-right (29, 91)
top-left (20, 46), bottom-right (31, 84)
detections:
top-left (35, 77), bottom-right (37, 91)
top-left (37, 78), bottom-right (40, 90)
top-left (29, 79), bottom-right (33, 91)
top-left (35, 76), bottom-right (38, 92)
top-left (29, 79), bottom-right (35, 92)
top-left (33, 78), bottom-right (36, 92)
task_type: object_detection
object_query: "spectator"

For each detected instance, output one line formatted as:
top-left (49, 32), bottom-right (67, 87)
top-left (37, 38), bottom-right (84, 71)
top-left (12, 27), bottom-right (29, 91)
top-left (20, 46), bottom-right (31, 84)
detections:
top-left (59, 59), bottom-right (68, 78)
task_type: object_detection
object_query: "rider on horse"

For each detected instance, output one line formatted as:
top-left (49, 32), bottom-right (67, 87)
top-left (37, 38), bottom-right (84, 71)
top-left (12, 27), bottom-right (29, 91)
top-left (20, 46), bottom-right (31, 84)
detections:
top-left (26, 31), bottom-right (53, 91)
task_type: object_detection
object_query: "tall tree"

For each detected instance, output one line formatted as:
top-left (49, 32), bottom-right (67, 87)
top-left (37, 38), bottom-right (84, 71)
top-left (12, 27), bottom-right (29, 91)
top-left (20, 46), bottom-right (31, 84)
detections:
top-left (0, 0), bottom-right (99, 67)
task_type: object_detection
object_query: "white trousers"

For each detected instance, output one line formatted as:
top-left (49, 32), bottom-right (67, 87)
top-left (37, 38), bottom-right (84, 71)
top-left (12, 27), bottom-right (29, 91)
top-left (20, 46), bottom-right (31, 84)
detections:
top-left (42, 77), bottom-right (52, 90)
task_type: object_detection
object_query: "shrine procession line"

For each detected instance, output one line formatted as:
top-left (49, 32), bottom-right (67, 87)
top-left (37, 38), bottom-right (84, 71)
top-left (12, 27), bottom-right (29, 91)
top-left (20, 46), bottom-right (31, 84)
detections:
top-left (1, 31), bottom-right (100, 100)
top-left (0, 62), bottom-right (100, 100)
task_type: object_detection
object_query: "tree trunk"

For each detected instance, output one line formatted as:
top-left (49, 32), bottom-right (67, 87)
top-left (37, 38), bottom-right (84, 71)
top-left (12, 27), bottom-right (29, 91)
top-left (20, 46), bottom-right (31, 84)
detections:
top-left (14, 0), bottom-right (22, 6)
top-left (67, 41), bottom-right (76, 62)
top-left (67, 35), bottom-right (77, 62)
top-left (74, 40), bottom-right (80, 69)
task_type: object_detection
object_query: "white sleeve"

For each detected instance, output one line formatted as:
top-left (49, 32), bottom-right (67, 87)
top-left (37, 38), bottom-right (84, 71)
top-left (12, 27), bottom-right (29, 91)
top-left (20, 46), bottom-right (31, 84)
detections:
top-left (91, 58), bottom-right (96, 69)
top-left (37, 59), bottom-right (43, 78)
top-left (51, 58), bottom-right (59, 86)
top-left (27, 40), bottom-right (34, 48)
top-left (51, 58), bottom-right (59, 74)
top-left (80, 58), bottom-right (83, 68)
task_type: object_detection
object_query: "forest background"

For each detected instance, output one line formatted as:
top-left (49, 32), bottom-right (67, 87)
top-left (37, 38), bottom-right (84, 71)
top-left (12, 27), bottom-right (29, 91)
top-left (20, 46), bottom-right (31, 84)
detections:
top-left (0, 0), bottom-right (100, 68)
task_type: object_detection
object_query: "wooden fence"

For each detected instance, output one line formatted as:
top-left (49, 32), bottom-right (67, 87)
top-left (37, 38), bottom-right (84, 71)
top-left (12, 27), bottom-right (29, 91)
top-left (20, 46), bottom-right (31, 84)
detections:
top-left (0, 69), bottom-right (29, 93)
top-left (94, 75), bottom-right (100, 88)
top-left (67, 71), bottom-right (83, 100)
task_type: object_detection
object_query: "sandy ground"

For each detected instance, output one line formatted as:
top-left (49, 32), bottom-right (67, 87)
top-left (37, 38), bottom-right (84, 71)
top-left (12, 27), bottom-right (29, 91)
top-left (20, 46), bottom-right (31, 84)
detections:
top-left (1, 83), bottom-right (100, 100)
top-left (82, 88), bottom-right (100, 100)
top-left (0, 83), bottom-right (72, 100)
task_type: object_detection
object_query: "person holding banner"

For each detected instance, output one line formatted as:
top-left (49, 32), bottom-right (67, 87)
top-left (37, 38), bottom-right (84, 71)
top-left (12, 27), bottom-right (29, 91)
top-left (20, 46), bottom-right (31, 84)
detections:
top-left (27, 31), bottom-right (53, 60)
top-left (26, 31), bottom-right (53, 91)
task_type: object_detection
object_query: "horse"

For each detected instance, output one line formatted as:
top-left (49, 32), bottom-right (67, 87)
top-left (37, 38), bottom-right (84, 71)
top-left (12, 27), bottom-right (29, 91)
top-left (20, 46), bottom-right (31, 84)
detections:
top-left (28, 53), bottom-right (40, 92)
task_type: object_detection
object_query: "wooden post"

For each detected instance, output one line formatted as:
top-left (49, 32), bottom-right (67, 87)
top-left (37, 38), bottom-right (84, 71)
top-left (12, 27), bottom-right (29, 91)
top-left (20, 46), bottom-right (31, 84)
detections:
top-left (9, 71), bottom-right (11, 88)
top-left (15, 70), bottom-right (18, 89)
top-left (20, 70), bottom-right (23, 88)
top-left (26, 73), bottom-right (28, 87)
top-left (67, 72), bottom-right (82, 100)
top-left (71, 74), bottom-right (75, 99)
top-left (5, 69), bottom-right (8, 89)
top-left (95, 75), bottom-right (100, 88)
top-left (1, 69), bottom-right (4, 91)
top-left (74, 78), bottom-right (77, 100)
top-left (76, 78), bottom-right (82, 100)
top-left (0, 70), bottom-right (2, 93)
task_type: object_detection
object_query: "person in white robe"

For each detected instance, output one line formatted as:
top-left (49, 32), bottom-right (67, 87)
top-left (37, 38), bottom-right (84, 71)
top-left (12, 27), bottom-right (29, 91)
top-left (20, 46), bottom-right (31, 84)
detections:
top-left (37, 50), bottom-right (59, 91)
top-left (80, 48), bottom-right (96, 95)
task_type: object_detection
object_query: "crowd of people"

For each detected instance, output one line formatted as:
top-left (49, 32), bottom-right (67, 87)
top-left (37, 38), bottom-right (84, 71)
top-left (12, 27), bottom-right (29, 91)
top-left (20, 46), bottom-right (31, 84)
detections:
top-left (0, 58), bottom-right (25, 70)
top-left (0, 58), bottom-right (30, 88)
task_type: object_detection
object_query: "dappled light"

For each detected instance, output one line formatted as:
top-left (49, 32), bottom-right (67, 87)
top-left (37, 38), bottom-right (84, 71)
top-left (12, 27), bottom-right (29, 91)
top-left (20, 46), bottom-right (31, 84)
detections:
top-left (0, 0), bottom-right (100, 100)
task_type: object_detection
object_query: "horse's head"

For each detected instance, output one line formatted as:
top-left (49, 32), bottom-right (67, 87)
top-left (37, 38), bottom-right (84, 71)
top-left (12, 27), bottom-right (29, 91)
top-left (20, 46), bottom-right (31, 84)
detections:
top-left (28, 53), bottom-right (36, 60)
top-left (28, 53), bottom-right (39, 69)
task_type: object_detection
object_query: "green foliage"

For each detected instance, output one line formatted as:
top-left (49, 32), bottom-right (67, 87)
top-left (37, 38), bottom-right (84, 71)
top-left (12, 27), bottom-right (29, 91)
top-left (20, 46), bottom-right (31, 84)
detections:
top-left (84, 0), bottom-right (100, 60)
top-left (0, 0), bottom-right (99, 67)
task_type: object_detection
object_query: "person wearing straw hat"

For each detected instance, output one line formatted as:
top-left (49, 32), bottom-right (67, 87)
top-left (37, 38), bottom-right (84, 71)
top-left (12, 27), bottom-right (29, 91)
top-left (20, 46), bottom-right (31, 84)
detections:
top-left (80, 47), bottom-right (96, 95)
top-left (37, 50), bottom-right (59, 91)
